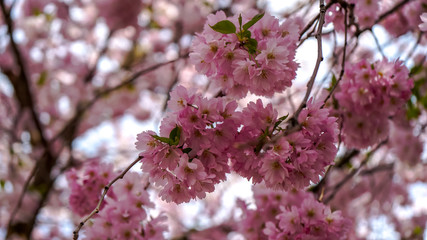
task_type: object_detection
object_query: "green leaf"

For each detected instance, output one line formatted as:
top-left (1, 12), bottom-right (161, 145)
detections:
top-left (0, 179), bottom-right (5, 189)
top-left (413, 226), bottom-right (423, 236)
top-left (242, 30), bottom-right (251, 39)
top-left (169, 125), bottom-right (181, 145)
top-left (33, 8), bottom-right (42, 16)
top-left (29, 183), bottom-right (49, 195)
top-left (237, 30), bottom-right (251, 42)
top-left (406, 101), bottom-right (421, 119)
top-left (37, 71), bottom-right (48, 86)
top-left (412, 79), bottom-right (423, 98)
top-left (421, 95), bottom-right (427, 108)
top-left (410, 65), bottom-right (423, 76)
top-left (238, 14), bottom-right (242, 29)
top-left (331, 73), bottom-right (337, 88)
top-left (332, 97), bottom-right (339, 109)
top-left (254, 127), bottom-right (271, 154)
top-left (246, 38), bottom-right (258, 55)
top-left (327, 74), bottom-right (337, 91)
top-left (209, 20), bottom-right (236, 34)
top-left (274, 114), bottom-right (289, 130)
top-left (243, 12), bottom-right (265, 31)
top-left (182, 148), bottom-right (192, 154)
top-left (151, 135), bottom-right (173, 145)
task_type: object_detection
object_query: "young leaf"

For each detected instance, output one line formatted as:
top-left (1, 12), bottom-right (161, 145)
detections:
top-left (242, 30), bottom-right (251, 39)
top-left (246, 38), bottom-right (258, 54)
top-left (406, 101), bottom-right (421, 119)
top-left (254, 127), bottom-right (269, 153)
top-left (237, 30), bottom-right (251, 42)
top-left (37, 71), bottom-right (48, 86)
top-left (238, 14), bottom-right (242, 29)
top-left (151, 135), bottom-right (173, 145)
top-left (413, 226), bottom-right (423, 236)
top-left (421, 95), bottom-right (427, 108)
top-left (274, 114), bottom-right (289, 130)
top-left (412, 78), bottom-right (423, 97)
top-left (169, 125), bottom-right (181, 145)
top-left (243, 12), bottom-right (265, 31)
top-left (327, 74), bottom-right (337, 91)
top-left (209, 20), bottom-right (236, 34)
top-left (182, 148), bottom-right (192, 154)
top-left (409, 65), bottom-right (423, 76)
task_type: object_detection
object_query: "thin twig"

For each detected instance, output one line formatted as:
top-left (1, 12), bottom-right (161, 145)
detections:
top-left (262, 0), bottom-right (327, 149)
top-left (6, 163), bottom-right (38, 229)
top-left (294, 0), bottom-right (326, 119)
top-left (317, 164), bottom-right (332, 202)
top-left (322, 4), bottom-right (349, 106)
top-left (360, 163), bottom-right (394, 175)
top-left (404, 31), bottom-right (423, 63)
top-left (287, 91), bottom-right (296, 112)
top-left (370, 29), bottom-right (386, 58)
top-left (53, 54), bottom-right (188, 143)
top-left (93, 53), bottom-right (189, 107)
top-left (1, 2), bottom-right (58, 237)
top-left (323, 140), bottom-right (387, 204)
top-left (84, 30), bottom-right (116, 83)
top-left (298, 22), bottom-right (318, 48)
top-left (162, 64), bottom-right (180, 112)
top-left (356, 0), bottom-right (413, 36)
top-left (309, 148), bottom-right (359, 195)
top-left (72, 156), bottom-right (143, 240)
top-left (0, 0), bottom-right (51, 153)
top-left (282, 0), bottom-right (315, 19)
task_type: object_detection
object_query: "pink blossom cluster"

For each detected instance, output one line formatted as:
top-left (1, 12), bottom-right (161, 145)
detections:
top-left (325, 1), bottom-right (347, 32)
top-left (334, 59), bottom-right (413, 148)
top-left (136, 85), bottom-right (340, 203)
top-left (190, 10), bottom-right (300, 98)
top-left (389, 123), bottom-right (423, 166)
top-left (327, 162), bottom-right (415, 221)
top-left (136, 86), bottom-right (339, 203)
top-left (230, 98), bottom-right (338, 190)
top-left (94, 0), bottom-right (143, 30)
top-left (381, 0), bottom-right (427, 37)
top-left (351, 0), bottom-right (380, 28)
top-left (82, 172), bottom-right (167, 240)
top-left (66, 161), bottom-right (114, 216)
top-left (238, 185), bottom-right (351, 240)
top-left (325, 0), bottom-right (379, 31)
top-left (135, 86), bottom-right (241, 203)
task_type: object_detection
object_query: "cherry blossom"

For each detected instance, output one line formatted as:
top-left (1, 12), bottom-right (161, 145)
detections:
top-left (190, 11), bottom-right (300, 98)
top-left (419, 12), bottom-right (427, 31)
top-left (334, 58), bottom-right (413, 148)
top-left (1, 1), bottom-right (427, 239)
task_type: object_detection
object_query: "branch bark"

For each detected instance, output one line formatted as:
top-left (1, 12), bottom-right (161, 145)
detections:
top-left (0, 2), bottom-right (58, 238)
top-left (73, 156), bottom-right (143, 240)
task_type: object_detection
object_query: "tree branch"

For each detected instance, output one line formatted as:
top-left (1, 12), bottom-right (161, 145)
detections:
top-left (84, 29), bottom-right (115, 83)
top-left (73, 156), bottom-right (143, 240)
top-left (323, 140), bottom-right (387, 204)
top-left (53, 53), bottom-right (189, 144)
top-left (1, 2), bottom-right (59, 238)
top-left (356, 0), bottom-right (414, 36)
top-left (293, 0), bottom-right (326, 119)
top-left (322, 3), bottom-right (349, 106)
